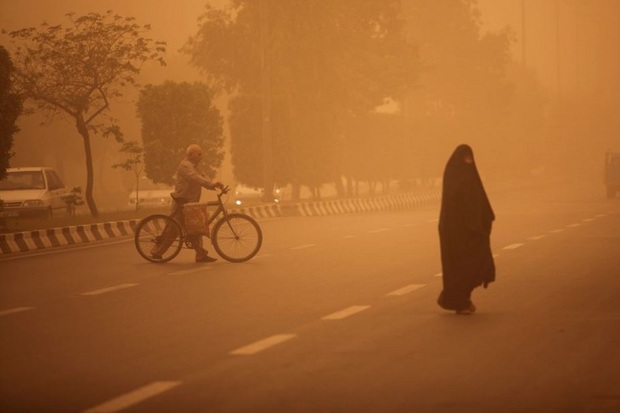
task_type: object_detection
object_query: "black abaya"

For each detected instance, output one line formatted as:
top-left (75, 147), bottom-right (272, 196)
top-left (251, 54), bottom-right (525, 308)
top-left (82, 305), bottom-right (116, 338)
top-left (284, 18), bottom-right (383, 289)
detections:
top-left (438, 144), bottom-right (495, 312)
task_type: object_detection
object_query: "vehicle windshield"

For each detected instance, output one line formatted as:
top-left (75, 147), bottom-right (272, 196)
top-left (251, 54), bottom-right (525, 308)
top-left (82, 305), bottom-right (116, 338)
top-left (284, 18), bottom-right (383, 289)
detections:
top-left (0, 171), bottom-right (45, 190)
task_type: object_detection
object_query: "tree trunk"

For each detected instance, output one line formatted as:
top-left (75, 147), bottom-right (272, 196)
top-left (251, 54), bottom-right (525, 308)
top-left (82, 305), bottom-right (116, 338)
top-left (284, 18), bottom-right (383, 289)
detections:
top-left (76, 115), bottom-right (99, 217)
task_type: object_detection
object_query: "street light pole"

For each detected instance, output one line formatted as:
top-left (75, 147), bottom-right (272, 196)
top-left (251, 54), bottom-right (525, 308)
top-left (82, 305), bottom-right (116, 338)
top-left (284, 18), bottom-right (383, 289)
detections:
top-left (259, 0), bottom-right (274, 202)
top-left (521, 0), bottom-right (527, 66)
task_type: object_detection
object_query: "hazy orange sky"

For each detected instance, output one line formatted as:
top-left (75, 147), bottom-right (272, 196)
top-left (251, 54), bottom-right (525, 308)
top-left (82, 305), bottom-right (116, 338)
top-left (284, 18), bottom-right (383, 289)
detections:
top-left (0, 0), bottom-right (585, 92)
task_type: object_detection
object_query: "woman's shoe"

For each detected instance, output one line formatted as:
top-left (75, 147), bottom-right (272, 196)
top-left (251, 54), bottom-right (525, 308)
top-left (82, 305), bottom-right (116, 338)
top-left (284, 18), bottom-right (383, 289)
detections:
top-left (456, 303), bottom-right (476, 315)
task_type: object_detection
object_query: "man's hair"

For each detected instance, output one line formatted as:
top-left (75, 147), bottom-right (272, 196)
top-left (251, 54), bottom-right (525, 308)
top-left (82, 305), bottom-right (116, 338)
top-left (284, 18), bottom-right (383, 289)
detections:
top-left (186, 144), bottom-right (202, 157)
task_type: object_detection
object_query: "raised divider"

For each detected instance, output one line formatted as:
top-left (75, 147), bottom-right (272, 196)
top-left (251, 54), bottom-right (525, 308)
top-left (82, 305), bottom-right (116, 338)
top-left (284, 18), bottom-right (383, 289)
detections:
top-left (0, 189), bottom-right (440, 255)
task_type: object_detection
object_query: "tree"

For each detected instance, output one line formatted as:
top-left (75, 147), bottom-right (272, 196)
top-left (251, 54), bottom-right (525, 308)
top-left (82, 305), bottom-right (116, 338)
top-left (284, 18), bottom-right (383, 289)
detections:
top-left (0, 45), bottom-right (23, 180)
top-left (185, 1), bottom-right (418, 199)
top-left (111, 139), bottom-right (144, 212)
top-left (136, 81), bottom-right (224, 185)
top-left (4, 11), bottom-right (166, 216)
top-left (401, 0), bottom-right (514, 176)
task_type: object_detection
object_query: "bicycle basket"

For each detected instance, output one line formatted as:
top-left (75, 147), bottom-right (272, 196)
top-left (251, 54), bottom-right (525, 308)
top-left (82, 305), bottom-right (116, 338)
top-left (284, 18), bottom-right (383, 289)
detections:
top-left (183, 203), bottom-right (210, 236)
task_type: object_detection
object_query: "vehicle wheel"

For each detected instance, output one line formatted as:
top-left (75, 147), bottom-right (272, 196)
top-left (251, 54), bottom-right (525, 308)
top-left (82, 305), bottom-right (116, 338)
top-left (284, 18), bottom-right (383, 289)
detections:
top-left (134, 214), bottom-right (183, 263)
top-left (211, 213), bottom-right (262, 263)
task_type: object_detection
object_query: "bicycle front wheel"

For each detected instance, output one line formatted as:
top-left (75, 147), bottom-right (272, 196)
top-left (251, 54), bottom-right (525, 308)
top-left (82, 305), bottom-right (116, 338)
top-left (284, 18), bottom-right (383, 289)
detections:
top-left (211, 213), bottom-right (262, 262)
top-left (134, 214), bottom-right (183, 263)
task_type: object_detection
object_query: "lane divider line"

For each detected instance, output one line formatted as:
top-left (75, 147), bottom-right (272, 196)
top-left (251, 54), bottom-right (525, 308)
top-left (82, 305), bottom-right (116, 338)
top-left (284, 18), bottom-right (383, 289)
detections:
top-left (503, 243), bottom-right (524, 250)
top-left (252, 253), bottom-right (274, 259)
top-left (169, 267), bottom-right (213, 276)
top-left (0, 306), bottom-right (35, 317)
top-left (290, 244), bottom-right (316, 250)
top-left (566, 223), bottom-right (581, 228)
top-left (322, 305), bottom-right (370, 320)
top-left (230, 334), bottom-right (297, 356)
top-left (433, 272), bottom-right (442, 277)
top-left (342, 235), bottom-right (356, 239)
top-left (83, 381), bottom-right (181, 413)
top-left (551, 229), bottom-right (565, 233)
top-left (81, 283), bottom-right (139, 296)
top-left (582, 218), bottom-right (595, 222)
top-left (368, 228), bottom-right (391, 234)
top-left (387, 284), bottom-right (426, 296)
top-left (528, 235), bottom-right (546, 240)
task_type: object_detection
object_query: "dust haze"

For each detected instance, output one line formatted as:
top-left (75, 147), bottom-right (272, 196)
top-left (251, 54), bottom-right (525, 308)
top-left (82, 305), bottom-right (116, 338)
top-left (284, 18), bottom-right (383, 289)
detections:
top-left (1, 0), bottom-right (619, 209)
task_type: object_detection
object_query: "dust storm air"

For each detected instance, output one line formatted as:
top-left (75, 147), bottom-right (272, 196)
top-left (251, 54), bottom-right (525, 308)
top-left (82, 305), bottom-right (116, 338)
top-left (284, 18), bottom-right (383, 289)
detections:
top-left (1, 1), bottom-right (620, 413)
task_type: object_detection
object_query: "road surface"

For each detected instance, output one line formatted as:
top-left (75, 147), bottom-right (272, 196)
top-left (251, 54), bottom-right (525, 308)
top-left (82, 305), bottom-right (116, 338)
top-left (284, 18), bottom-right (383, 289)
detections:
top-left (1, 182), bottom-right (619, 412)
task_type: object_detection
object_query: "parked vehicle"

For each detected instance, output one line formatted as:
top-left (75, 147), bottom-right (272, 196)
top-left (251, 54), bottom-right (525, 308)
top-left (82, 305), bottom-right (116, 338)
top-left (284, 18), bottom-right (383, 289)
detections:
top-left (605, 151), bottom-right (620, 199)
top-left (128, 177), bottom-right (173, 209)
top-left (234, 184), bottom-right (282, 206)
top-left (0, 167), bottom-right (69, 218)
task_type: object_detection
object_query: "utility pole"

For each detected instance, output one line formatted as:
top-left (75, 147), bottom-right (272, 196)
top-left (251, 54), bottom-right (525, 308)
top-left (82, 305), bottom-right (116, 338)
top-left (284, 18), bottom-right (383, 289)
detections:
top-left (259, 0), bottom-right (274, 202)
top-left (521, 0), bottom-right (526, 66)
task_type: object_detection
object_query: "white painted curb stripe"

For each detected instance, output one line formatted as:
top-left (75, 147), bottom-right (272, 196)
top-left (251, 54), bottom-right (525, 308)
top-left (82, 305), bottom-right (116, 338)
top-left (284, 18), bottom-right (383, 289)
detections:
top-left (0, 306), bottom-right (34, 317)
top-left (322, 305), bottom-right (370, 320)
top-left (387, 284), bottom-right (426, 296)
top-left (230, 334), bottom-right (297, 355)
top-left (81, 283), bottom-right (138, 296)
top-left (83, 381), bottom-right (181, 413)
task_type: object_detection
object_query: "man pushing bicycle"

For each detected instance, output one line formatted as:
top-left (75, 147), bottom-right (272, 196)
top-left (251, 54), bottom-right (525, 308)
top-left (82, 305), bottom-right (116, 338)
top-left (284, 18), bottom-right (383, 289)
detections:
top-left (150, 144), bottom-right (224, 263)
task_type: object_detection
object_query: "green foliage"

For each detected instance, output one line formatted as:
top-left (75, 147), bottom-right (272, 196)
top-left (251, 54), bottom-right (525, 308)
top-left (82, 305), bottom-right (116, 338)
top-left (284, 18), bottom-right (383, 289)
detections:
top-left (0, 46), bottom-right (23, 180)
top-left (4, 11), bottom-right (166, 216)
top-left (136, 81), bottom-right (224, 185)
top-left (186, 0), bottom-right (418, 193)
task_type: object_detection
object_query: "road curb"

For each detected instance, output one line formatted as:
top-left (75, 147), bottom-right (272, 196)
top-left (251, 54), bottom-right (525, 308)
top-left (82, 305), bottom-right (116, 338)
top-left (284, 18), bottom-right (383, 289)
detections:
top-left (0, 189), bottom-right (440, 255)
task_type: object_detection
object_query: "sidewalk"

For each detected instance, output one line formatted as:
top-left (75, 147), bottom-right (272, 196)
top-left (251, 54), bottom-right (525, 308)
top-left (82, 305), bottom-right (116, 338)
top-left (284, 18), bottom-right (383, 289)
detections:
top-left (0, 189), bottom-right (441, 256)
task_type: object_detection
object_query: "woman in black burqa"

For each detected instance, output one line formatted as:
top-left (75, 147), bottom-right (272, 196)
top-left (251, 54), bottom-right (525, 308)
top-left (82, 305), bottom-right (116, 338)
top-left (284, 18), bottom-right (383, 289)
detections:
top-left (438, 144), bottom-right (495, 314)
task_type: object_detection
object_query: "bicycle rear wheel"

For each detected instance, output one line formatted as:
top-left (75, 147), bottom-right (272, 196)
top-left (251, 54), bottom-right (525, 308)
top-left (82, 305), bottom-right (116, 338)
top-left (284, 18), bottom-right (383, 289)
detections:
top-left (211, 213), bottom-right (262, 262)
top-left (134, 214), bottom-right (183, 263)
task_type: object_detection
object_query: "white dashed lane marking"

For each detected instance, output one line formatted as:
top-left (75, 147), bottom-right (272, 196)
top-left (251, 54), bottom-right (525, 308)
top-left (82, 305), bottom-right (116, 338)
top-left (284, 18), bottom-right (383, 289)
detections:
top-left (230, 334), bottom-right (297, 356)
top-left (368, 228), bottom-right (391, 234)
top-left (582, 218), bottom-right (595, 222)
top-left (168, 267), bottom-right (213, 276)
top-left (566, 223), bottom-right (581, 228)
top-left (342, 235), bottom-right (356, 239)
top-left (81, 283), bottom-right (138, 296)
top-left (290, 244), bottom-right (316, 250)
top-left (433, 272), bottom-right (442, 277)
top-left (551, 229), bottom-right (565, 233)
top-left (0, 307), bottom-right (34, 317)
top-left (83, 381), bottom-right (181, 413)
top-left (322, 305), bottom-right (370, 320)
top-left (503, 243), bottom-right (524, 250)
top-left (528, 235), bottom-right (546, 240)
top-left (387, 284), bottom-right (426, 296)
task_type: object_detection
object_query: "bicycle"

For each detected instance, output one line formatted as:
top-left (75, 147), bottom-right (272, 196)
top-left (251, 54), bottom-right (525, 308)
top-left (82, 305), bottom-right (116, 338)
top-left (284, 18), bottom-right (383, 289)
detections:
top-left (134, 186), bottom-right (262, 263)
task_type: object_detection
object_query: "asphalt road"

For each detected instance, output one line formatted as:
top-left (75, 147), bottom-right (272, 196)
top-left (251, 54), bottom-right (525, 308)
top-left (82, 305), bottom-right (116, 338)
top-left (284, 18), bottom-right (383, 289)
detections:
top-left (1, 182), bottom-right (619, 413)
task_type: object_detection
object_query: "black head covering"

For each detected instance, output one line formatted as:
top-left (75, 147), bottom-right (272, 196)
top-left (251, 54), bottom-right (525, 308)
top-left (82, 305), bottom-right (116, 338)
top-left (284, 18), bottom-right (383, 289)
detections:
top-left (439, 144), bottom-right (494, 234)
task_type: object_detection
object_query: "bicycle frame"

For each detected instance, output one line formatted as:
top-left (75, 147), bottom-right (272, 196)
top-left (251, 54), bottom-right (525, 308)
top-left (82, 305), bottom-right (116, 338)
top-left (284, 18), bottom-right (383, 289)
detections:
top-left (175, 188), bottom-right (233, 247)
